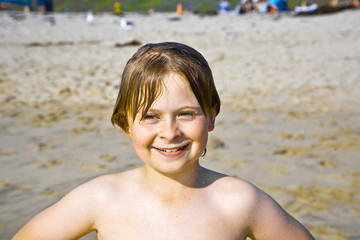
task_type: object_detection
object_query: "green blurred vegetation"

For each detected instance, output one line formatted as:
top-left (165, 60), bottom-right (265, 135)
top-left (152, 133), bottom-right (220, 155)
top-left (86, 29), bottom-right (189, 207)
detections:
top-left (52, 0), bottom-right (331, 13)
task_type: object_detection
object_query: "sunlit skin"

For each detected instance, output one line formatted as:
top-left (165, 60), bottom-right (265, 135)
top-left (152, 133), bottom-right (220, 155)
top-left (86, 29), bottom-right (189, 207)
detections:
top-left (12, 73), bottom-right (316, 240)
top-left (127, 73), bottom-right (214, 179)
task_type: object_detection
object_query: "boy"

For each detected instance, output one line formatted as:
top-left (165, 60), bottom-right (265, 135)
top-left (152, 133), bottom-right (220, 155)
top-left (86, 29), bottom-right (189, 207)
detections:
top-left (13, 42), bottom-right (315, 240)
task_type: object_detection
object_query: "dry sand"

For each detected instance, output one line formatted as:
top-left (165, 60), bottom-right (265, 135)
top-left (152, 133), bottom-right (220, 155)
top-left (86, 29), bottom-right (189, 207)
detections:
top-left (0, 9), bottom-right (359, 240)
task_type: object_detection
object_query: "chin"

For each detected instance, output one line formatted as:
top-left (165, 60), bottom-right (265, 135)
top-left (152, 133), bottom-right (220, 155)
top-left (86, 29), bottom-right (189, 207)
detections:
top-left (152, 159), bottom-right (199, 175)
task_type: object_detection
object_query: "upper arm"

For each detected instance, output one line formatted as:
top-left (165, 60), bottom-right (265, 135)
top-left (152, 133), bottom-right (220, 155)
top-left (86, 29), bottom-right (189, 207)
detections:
top-left (13, 182), bottom-right (98, 240)
top-left (247, 187), bottom-right (315, 240)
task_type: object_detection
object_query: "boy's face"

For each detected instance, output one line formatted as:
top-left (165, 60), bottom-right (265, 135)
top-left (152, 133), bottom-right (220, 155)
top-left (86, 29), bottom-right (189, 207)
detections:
top-left (127, 73), bottom-right (215, 174)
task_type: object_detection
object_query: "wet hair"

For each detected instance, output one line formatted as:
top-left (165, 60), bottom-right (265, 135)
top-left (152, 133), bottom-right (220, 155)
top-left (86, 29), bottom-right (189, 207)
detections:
top-left (111, 42), bottom-right (221, 133)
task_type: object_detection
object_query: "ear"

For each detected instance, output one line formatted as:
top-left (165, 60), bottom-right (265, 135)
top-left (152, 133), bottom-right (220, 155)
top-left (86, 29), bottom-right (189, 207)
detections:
top-left (208, 110), bottom-right (216, 132)
top-left (125, 115), bottom-right (133, 138)
top-left (126, 127), bottom-right (132, 138)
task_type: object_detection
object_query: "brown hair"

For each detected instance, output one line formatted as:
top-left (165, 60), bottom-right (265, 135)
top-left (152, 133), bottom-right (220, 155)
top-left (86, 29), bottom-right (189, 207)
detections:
top-left (111, 42), bottom-right (220, 133)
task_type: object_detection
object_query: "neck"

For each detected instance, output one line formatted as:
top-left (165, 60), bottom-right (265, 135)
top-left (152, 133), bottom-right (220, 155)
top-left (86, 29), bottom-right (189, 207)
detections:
top-left (140, 161), bottom-right (201, 204)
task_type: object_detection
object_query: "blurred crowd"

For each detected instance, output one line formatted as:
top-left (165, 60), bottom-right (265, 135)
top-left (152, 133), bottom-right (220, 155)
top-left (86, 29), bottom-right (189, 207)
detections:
top-left (219, 0), bottom-right (289, 14)
top-left (0, 0), bottom-right (53, 13)
top-left (219, 0), bottom-right (359, 14)
top-left (0, 0), bottom-right (358, 15)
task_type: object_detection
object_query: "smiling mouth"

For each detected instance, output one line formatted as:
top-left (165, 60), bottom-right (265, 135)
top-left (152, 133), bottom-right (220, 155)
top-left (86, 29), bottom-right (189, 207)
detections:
top-left (153, 145), bottom-right (187, 153)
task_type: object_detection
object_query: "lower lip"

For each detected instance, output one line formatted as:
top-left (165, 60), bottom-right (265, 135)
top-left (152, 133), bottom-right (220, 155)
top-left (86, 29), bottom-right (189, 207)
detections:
top-left (154, 145), bottom-right (189, 157)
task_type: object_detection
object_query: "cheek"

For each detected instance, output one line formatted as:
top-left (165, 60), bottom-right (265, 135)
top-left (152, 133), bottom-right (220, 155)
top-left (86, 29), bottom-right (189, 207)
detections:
top-left (130, 126), bottom-right (154, 148)
top-left (184, 120), bottom-right (209, 143)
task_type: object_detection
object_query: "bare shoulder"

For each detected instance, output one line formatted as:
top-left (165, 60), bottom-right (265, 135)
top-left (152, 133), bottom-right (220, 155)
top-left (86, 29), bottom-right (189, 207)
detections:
top-left (201, 169), bottom-right (315, 239)
top-left (12, 170), bottom-right (140, 240)
top-left (34, 168), bottom-right (142, 220)
top-left (200, 167), bottom-right (258, 198)
top-left (203, 171), bottom-right (262, 214)
top-left (73, 168), bottom-right (141, 202)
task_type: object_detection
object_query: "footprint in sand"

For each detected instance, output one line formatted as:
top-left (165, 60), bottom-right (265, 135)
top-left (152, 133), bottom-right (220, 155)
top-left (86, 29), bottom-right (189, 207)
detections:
top-left (207, 136), bottom-right (225, 150)
top-left (40, 189), bottom-right (57, 196)
top-left (31, 142), bottom-right (52, 151)
top-left (0, 149), bottom-right (16, 156)
top-left (0, 178), bottom-right (11, 188)
top-left (277, 133), bottom-right (305, 140)
top-left (264, 164), bottom-right (291, 175)
top-left (100, 154), bottom-right (116, 162)
top-left (70, 124), bottom-right (96, 133)
top-left (42, 158), bottom-right (65, 168)
top-left (81, 163), bottom-right (107, 170)
top-left (27, 110), bottom-right (68, 127)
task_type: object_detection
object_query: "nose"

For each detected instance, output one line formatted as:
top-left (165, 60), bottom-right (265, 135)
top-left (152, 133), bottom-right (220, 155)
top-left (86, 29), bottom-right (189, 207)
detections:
top-left (159, 118), bottom-right (181, 140)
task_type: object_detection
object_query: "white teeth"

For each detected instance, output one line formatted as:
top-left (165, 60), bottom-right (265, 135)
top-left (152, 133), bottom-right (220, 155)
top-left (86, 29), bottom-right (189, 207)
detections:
top-left (157, 147), bottom-right (182, 152)
top-left (163, 149), bottom-right (178, 153)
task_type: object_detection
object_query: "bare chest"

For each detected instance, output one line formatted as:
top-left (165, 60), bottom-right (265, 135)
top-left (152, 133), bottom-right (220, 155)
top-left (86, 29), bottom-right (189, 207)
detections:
top-left (95, 199), bottom-right (247, 240)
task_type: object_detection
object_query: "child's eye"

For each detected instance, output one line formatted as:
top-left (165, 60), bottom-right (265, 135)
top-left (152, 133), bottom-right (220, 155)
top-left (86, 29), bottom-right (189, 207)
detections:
top-left (178, 111), bottom-right (196, 119)
top-left (144, 114), bottom-right (156, 119)
top-left (140, 114), bottom-right (159, 123)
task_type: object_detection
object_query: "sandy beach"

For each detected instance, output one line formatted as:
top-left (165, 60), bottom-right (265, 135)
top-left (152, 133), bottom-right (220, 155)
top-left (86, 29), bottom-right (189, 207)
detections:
top-left (0, 9), bottom-right (359, 239)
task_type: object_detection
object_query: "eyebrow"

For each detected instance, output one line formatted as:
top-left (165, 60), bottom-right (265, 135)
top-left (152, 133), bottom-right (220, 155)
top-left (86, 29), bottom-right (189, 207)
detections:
top-left (146, 105), bottom-right (202, 113)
